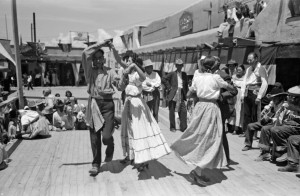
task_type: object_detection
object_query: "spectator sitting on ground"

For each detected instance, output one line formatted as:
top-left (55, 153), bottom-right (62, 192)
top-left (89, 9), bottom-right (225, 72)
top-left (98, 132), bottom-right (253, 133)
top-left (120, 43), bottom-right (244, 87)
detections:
top-left (52, 100), bottom-right (65, 131)
top-left (62, 105), bottom-right (76, 130)
top-left (76, 104), bottom-right (87, 130)
top-left (55, 93), bottom-right (60, 97)
top-left (20, 100), bottom-right (51, 139)
top-left (64, 90), bottom-right (77, 107)
top-left (7, 109), bottom-right (19, 140)
top-left (0, 132), bottom-right (8, 170)
top-left (43, 88), bottom-right (55, 108)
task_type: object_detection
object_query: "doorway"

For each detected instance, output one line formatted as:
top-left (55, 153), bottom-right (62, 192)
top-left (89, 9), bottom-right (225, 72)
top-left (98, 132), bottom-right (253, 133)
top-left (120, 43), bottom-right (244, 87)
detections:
top-left (276, 58), bottom-right (300, 90)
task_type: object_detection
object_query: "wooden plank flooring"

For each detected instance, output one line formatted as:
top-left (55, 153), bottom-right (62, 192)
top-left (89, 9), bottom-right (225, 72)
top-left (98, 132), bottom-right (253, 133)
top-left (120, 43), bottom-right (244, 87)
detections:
top-left (1, 108), bottom-right (300, 196)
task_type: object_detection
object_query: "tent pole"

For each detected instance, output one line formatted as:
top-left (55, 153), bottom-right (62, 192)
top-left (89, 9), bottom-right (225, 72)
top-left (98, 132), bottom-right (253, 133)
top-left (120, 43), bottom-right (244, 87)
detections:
top-left (11, 0), bottom-right (24, 108)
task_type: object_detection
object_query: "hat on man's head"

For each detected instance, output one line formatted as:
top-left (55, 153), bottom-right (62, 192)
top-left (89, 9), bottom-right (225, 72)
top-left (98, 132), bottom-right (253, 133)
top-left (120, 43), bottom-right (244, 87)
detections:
top-left (266, 87), bottom-right (287, 98)
top-left (226, 59), bottom-right (238, 66)
top-left (175, 58), bottom-right (184, 65)
top-left (27, 100), bottom-right (36, 109)
top-left (143, 59), bottom-right (154, 68)
top-left (24, 106), bottom-right (29, 110)
top-left (287, 85), bottom-right (300, 96)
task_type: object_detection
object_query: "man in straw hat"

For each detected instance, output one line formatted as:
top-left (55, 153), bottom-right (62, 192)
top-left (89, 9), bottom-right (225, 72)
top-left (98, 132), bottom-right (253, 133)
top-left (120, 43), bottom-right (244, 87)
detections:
top-left (268, 85), bottom-right (300, 163)
top-left (242, 83), bottom-right (287, 152)
top-left (142, 59), bottom-right (161, 122)
top-left (224, 59), bottom-right (238, 77)
top-left (82, 40), bottom-right (123, 175)
top-left (162, 58), bottom-right (188, 132)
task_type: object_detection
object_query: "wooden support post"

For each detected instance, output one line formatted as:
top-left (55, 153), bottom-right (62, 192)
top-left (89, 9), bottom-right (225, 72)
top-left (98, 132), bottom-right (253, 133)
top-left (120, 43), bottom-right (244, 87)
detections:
top-left (11, 0), bottom-right (24, 109)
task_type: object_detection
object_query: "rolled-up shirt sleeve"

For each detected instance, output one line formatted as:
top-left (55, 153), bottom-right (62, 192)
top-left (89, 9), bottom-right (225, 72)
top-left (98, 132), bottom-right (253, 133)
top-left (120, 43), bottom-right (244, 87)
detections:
top-left (257, 66), bottom-right (268, 99)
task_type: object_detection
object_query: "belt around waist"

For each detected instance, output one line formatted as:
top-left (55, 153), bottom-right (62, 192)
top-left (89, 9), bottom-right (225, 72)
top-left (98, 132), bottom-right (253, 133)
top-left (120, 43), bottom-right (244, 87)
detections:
top-left (92, 97), bottom-right (113, 102)
top-left (126, 94), bottom-right (141, 98)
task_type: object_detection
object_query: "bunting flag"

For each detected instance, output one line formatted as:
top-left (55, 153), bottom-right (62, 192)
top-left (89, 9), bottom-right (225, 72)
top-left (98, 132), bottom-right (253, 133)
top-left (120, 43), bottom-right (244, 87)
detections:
top-left (58, 43), bottom-right (72, 52)
top-left (73, 32), bottom-right (88, 42)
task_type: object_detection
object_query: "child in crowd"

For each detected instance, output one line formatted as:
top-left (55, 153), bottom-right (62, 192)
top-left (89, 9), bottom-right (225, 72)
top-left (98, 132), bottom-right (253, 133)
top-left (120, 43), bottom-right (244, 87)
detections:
top-left (0, 133), bottom-right (8, 170)
top-left (62, 105), bottom-right (76, 130)
top-left (76, 104), bottom-right (87, 130)
top-left (64, 90), bottom-right (77, 107)
top-left (52, 100), bottom-right (65, 131)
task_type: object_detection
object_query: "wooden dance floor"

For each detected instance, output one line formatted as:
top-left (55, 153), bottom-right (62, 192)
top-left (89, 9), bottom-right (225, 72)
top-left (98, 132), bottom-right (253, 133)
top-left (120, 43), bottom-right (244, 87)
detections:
top-left (1, 108), bottom-right (300, 196)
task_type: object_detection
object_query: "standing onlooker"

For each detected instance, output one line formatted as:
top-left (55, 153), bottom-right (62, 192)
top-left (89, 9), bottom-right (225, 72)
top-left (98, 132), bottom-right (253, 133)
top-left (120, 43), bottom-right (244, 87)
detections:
top-left (142, 59), bottom-right (161, 122)
top-left (162, 58), bottom-right (188, 132)
top-left (228, 64), bottom-right (246, 134)
top-left (253, 0), bottom-right (267, 17)
top-left (224, 59), bottom-right (238, 77)
top-left (171, 56), bottom-right (236, 186)
top-left (27, 72), bottom-right (34, 90)
top-left (241, 52), bottom-right (268, 133)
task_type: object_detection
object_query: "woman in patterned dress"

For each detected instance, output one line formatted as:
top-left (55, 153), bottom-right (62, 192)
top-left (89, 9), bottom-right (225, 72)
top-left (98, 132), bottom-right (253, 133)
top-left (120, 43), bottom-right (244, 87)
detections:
top-left (110, 44), bottom-right (171, 171)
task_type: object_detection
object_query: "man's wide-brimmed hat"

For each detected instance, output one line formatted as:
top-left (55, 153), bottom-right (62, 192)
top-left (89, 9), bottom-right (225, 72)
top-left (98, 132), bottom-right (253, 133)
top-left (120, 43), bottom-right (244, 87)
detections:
top-left (226, 59), bottom-right (238, 66)
top-left (266, 86), bottom-right (287, 98)
top-left (288, 85), bottom-right (300, 96)
top-left (175, 58), bottom-right (184, 65)
top-left (143, 59), bottom-right (154, 68)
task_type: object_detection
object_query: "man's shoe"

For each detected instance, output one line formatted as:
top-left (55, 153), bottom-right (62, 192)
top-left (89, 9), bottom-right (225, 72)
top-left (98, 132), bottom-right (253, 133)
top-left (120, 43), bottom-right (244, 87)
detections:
top-left (276, 153), bottom-right (287, 163)
top-left (89, 166), bottom-right (100, 175)
top-left (104, 155), bottom-right (113, 162)
top-left (242, 146), bottom-right (251, 151)
top-left (278, 163), bottom-right (299, 172)
top-left (170, 128), bottom-right (176, 132)
top-left (255, 152), bottom-right (271, 162)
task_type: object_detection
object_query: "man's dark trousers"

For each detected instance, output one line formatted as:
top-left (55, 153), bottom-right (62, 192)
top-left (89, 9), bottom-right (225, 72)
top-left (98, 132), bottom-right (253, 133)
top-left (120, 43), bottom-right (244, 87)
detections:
top-left (168, 99), bottom-right (187, 132)
top-left (146, 89), bottom-right (160, 122)
top-left (89, 100), bottom-right (115, 167)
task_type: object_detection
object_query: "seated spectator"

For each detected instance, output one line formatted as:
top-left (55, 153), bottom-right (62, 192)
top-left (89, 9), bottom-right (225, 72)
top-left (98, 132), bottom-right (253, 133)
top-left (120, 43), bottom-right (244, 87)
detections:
top-left (278, 135), bottom-right (300, 172)
top-left (224, 59), bottom-right (238, 77)
top-left (253, 0), bottom-right (267, 18)
top-left (242, 85), bottom-right (287, 151)
top-left (64, 90), bottom-right (77, 107)
top-left (62, 105), bottom-right (76, 130)
top-left (55, 93), bottom-right (60, 97)
top-left (270, 85), bottom-right (300, 163)
top-left (7, 109), bottom-right (20, 140)
top-left (217, 2), bottom-right (242, 37)
top-left (52, 100), bottom-right (65, 131)
top-left (76, 104), bottom-right (87, 130)
top-left (0, 136), bottom-right (8, 170)
top-left (20, 100), bottom-right (51, 139)
top-left (43, 88), bottom-right (55, 108)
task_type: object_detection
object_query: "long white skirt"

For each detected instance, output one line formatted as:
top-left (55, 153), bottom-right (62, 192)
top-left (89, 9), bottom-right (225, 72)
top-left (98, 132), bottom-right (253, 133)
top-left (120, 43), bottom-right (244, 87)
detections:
top-left (171, 101), bottom-right (227, 169)
top-left (121, 96), bottom-right (171, 164)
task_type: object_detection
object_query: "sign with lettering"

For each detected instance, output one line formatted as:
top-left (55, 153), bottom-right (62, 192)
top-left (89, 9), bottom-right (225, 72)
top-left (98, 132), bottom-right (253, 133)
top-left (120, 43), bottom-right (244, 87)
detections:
top-left (179, 12), bottom-right (193, 35)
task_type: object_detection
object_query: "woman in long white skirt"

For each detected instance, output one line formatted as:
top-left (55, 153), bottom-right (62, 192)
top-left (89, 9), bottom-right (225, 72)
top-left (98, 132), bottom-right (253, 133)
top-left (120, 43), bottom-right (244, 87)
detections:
top-left (111, 46), bottom-right (171, 171)
top-left (171, 56), bottom-right (236, 185)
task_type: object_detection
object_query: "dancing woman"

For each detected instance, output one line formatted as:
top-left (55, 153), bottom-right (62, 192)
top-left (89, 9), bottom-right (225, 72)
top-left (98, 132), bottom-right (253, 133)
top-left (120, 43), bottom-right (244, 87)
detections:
top-left (171, 56), bottom-right (236, 185)
top-left (110, 43), bottom-right (171, 171)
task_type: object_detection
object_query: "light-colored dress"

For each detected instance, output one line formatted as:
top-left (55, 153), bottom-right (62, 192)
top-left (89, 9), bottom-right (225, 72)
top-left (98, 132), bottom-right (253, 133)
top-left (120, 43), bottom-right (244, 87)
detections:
top-left (171, 73), bottom-right (228, 169)
top-left (228, 74), bottom-right (245, 128)
top-left (121, 71), bottom-right (171, 164)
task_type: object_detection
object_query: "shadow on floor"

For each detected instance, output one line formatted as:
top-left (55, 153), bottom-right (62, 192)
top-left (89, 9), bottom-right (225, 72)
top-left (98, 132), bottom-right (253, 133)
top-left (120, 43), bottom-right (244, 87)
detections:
top-left (138, 160), bottom-right (173, 180)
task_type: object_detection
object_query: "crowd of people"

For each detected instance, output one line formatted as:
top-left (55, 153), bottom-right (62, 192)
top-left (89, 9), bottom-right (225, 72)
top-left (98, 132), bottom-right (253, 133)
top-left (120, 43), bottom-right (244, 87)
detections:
top-left (1, 39), bottom-right (299, 187)
top-left (0, 88), bottom-right (89, 170)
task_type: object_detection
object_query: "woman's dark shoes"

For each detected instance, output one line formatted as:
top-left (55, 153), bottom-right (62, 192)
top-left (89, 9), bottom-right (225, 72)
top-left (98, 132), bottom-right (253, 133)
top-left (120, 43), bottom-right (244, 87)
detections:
top-left (120, 156), bottom-right (134, 165)
top-left (137, 163), bottom-right (149, 172)
top-left (189, 171), bottom-right (208, 186)
top-left (89, 166), bottom-right (100, 175)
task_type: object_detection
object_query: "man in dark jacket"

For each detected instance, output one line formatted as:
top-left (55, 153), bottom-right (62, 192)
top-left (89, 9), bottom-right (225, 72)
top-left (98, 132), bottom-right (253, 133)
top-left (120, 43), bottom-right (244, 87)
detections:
top-left (212, 57), bottom-right (238, 163)
top-left (162, 59), bottom-right (188, 132)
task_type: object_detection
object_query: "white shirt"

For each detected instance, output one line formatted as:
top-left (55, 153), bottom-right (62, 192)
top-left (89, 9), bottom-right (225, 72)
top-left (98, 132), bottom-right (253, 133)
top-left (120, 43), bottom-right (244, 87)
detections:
top-left (177, 71), bottom-right (183, 89)
top-left (190, 73), bottom-right (228, 100)
top-left (142, 72), bottom-right (161, 92)
top-left (241, 62), bottom-right (268, 99)
top-left (27, 75), bottom-right (32, 82)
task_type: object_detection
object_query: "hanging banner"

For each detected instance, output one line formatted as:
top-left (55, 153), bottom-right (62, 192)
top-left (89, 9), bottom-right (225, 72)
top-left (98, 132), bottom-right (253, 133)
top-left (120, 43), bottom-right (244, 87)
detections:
top-left (73, 32), bottom-right (88, 42)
